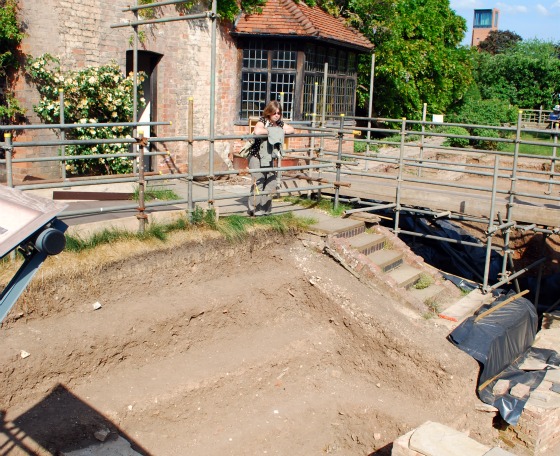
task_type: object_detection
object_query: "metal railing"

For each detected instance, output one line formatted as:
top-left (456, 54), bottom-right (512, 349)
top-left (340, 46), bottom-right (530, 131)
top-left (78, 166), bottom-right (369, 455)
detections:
top-left (2, 109), bottom-right (559, 297)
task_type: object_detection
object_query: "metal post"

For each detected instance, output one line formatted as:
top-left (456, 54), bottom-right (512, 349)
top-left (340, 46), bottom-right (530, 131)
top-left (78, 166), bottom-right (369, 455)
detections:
top-left (482, 156), bottom-right (500, 292)
top-left (318, 62), bottom-right (328, 201)
top-left (4, 133), bottom-right (13, 188)
top-left (59, 89), bottom-right (67, 180)
top-left (418, 103), bottom-right (427, 177)
top-left (547, 122), bottom-right (558, 194)
top-left (308, 82), bottom-right (319, 199)
top-left (333, 114), bottom-right (344, 209)
top-left (310, 82), bottom-right (318, 161)
top-left (207, 0), bottom-right (217, 210)
top-left (132, 2), bottom-right (139, 174)
top-left (393, 118), bottom-right (407, 234)
top-left (498, 212), bottom-right (520, 293)
top-left (534, 234), bottom-right (547, 309)
top-left (137, 133), bottom-right (147, 233)
top-left (365, 54), bottom-right (375, 172)
top-left (187, 97), bottom-right (194, 219)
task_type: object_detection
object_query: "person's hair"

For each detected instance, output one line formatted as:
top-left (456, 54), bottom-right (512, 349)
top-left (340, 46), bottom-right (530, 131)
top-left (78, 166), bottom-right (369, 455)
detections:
top-left (263, 100), bottom-right (282, 120)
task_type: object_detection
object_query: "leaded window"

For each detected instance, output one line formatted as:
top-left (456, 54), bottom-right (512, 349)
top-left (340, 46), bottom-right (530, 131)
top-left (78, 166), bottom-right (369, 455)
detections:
top-left (240, 42), bottom-right (296, 119)
top-left (240, 40), bottom-right (359, 121)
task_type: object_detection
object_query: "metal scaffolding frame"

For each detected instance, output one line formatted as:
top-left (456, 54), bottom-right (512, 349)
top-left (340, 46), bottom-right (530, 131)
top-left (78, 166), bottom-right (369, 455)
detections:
top-left (0, 0), bottom-right (559, 297)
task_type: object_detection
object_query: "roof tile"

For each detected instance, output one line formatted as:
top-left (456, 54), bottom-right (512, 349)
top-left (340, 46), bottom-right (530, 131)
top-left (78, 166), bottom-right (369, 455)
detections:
top-left (233, 0), bottom-right (373, 51)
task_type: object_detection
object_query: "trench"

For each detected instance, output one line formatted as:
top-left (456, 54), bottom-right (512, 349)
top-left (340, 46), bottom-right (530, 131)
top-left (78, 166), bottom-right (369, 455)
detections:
top-left (376, 209), bottom-right (559, 322)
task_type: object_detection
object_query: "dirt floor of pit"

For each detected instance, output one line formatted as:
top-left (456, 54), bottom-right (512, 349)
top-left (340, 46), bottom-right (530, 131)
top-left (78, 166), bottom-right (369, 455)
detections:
top-left (0, 227), bottom-right (507, 456)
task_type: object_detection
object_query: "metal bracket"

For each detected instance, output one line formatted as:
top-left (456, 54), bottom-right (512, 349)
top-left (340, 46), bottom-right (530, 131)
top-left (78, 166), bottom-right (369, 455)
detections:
top-left (1, 219), bottom-right (68, 322)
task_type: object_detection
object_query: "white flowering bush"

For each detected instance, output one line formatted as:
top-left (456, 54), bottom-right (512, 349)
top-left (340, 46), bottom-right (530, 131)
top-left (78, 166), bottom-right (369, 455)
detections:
top-left (27, 54), bottom-right (145, 175)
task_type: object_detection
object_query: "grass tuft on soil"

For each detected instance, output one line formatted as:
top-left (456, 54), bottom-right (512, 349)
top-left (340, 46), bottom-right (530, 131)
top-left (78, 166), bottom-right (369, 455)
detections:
top-left (64, 209), bottom-right (315, 253)
top-left (283, 195), bottom-right (353, 217)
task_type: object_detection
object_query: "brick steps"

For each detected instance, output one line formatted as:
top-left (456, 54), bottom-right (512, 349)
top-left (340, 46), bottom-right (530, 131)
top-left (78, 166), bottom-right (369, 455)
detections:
top-left (305, 214), bottom-right (463, 314)
top-left (387, 263), bottom-right (422, 289)
top-left (348, 232), bottom-right (385, 256)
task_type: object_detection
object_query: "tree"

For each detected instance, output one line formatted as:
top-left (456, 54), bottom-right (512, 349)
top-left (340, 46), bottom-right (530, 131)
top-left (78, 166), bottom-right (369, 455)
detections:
top-left (473, 39), bottom-right (560, 109)
top-left (0, 0), bottom-right (25, 123)
top-left (333, 0), bottom-right (474, 120)
top-left (478, 30), bottom-right (522, 55)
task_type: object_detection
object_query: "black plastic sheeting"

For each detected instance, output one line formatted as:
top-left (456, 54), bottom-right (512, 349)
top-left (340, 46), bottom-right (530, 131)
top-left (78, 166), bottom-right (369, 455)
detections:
top-left (398, 215), bottom-right (503, 284)
top-left (449, 291), bottom-right (560, 425)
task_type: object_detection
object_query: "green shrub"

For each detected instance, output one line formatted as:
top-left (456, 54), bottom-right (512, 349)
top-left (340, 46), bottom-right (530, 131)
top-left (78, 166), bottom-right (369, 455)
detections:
top-left (27, 54), bottom-right (145, 176)
top-left (441, 126), bottom-right (470, 148)
top-left (354, 141), bottom-right (379, 154)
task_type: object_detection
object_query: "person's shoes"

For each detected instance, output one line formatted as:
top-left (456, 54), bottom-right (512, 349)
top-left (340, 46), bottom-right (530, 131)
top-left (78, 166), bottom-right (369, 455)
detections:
top-left (247, 210), bottom-right (255, 217)
top-left (254, 211), bottom-right (265, 216)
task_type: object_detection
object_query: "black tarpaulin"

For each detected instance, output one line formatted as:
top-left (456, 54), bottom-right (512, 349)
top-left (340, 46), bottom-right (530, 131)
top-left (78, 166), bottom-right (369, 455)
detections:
top-left (449, 291), bottom-right (558, 425)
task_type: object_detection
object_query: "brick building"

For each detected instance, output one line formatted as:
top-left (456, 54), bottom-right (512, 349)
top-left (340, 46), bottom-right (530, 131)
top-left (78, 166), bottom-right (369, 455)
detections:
top-left (9, 0), bottom-right (372, 181)
top-left (471, 8), bottom-right (500, 47)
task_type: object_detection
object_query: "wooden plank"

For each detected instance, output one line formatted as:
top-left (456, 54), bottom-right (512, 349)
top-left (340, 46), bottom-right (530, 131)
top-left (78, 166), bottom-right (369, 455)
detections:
top-left (52, 191), bottom-right (134, 201)
top-left (474, 290), bottom-right (530, 322)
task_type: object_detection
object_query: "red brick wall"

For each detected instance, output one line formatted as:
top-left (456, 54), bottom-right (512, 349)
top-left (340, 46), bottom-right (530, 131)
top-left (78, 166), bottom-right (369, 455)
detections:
top-left (10, 1), bottom-right (242, 182)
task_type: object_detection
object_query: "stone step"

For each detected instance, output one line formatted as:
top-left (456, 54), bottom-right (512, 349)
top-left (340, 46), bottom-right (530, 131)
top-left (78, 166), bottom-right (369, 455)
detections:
top-left (368, 249), bottom-right (403, 273)
top-left (347, 232), bottom-right (385, 256)
top-left (308, 217), bottom-right (365, 239)
top-left (387, 264), bottom-right (422, 289)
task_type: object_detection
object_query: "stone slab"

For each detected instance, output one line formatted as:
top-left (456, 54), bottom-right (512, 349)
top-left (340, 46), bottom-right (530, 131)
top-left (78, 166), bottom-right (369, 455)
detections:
top-left (439, 288), bottom-right (491, 323)
top-left (409, 421), bottom-right (489, 456)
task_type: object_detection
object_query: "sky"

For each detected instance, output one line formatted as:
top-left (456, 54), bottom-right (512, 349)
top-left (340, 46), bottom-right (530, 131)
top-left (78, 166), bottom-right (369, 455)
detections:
top-left (449, 1), bottom-right (560, 45)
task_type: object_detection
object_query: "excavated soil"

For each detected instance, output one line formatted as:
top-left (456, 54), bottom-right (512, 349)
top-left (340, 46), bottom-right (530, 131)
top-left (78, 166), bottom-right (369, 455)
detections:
top-left (0, 227), bottom-right (500, 455)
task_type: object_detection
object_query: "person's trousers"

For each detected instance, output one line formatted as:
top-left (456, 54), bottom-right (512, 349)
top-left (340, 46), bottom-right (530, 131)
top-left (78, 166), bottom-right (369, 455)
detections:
top-left (248, 156), bottom-right (276, 215)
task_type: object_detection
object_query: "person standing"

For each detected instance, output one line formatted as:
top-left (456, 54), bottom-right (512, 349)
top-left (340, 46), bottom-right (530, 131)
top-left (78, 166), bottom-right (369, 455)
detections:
top-left (247, 101), bottom-right (294, 216)
top-left (549, 105), bottom-right (560, 129)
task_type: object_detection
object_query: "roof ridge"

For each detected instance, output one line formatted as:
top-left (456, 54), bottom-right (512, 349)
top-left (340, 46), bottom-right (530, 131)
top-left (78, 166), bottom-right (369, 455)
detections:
top-left (280, 0), bottom-right (318, 36)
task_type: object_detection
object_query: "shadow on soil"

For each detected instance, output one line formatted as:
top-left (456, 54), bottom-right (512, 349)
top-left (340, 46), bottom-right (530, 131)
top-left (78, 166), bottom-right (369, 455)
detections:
top-left (0, 384), bottom-right (150, 455)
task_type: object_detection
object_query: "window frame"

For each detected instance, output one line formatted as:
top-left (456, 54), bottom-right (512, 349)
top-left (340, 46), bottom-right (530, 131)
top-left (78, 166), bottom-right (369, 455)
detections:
top-left (238, 39), bottom-right (359, 122)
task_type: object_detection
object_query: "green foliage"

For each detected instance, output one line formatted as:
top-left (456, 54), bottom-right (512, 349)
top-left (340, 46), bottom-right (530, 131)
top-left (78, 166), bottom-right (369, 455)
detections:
top-left (0, 89), bottom-right (24, 123)
top-left (27, 54), bottom-right (145, 176)
top-left (473, 40), bottom-right (560, 110)
top-left (414, 272), bottom-right (434, 290)
top-left (136, 0), bottom-right (269, 23)
top-left (478, 30), bottom-right (522, 55)
top-left (0, 0), bottom-right (24, 75)
top-left (348, 0), bottom-right (473, 119)
top-left (447, 97), bottom-right (517, 150)
top-left (354, 140), bottom-right (379, 154)
top-left (441, 126), bottom-right (470, 148)
top-left (0, 0), bottom-right (25, 123)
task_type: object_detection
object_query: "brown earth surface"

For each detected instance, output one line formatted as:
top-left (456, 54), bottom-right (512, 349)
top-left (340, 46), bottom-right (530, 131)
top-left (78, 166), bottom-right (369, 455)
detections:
top-left (0, 227), bottom-right (501, 456)
top-left (1, 146), bottom-right (559, 455)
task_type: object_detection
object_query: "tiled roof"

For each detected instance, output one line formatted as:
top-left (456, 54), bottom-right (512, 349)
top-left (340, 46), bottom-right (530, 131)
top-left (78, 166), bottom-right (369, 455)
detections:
top-left (232, 0), bottom-right (373, 52)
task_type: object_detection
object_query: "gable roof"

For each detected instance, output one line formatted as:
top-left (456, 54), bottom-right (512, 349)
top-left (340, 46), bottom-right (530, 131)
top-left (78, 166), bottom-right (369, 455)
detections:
top-left (232, 0), bottom-right (373, 52)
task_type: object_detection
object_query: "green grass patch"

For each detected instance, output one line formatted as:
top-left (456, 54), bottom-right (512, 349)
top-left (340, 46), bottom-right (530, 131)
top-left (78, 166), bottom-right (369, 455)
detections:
top-left (283, 195), bottom-right (353, 217)
top-left (502, 131), bottom-right (558, 156)
top-left (64, 206), bottom-right (315, 253)
top-left (132, 186), bottom-right (180, 202)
